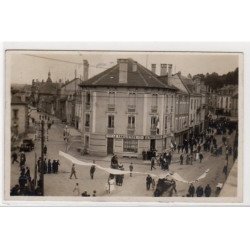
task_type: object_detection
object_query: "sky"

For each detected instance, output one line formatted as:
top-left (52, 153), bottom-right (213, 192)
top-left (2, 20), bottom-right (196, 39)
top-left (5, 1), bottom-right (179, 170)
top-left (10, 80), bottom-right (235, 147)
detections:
top-left (6, 51), bottom-right (240, 85)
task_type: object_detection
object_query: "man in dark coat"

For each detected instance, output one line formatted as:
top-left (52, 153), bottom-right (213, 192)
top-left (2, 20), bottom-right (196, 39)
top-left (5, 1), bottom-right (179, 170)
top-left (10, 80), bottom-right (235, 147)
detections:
top-left (188, 183), bottom-right (195, 197)
top-left (11, 151), bottom-right (19, 164)
top-left (199, 153), bottom-right (204, 163)
top-left (204, 184), bottom-right (212, 197)
top-left (90, 160), bottom-right (96, 179)
top-left (196, 186), bottom-right (204, 197)
top-left (146, 175), bottom-right (152, 190)
top-left (150, 156), bottom-right (156, 170)
top-left (129, 163), bottom-right (133, 177)
top-left (47, 159), bottom-right (52, 174)
top-left (180, 154), bottom-right (184, 165)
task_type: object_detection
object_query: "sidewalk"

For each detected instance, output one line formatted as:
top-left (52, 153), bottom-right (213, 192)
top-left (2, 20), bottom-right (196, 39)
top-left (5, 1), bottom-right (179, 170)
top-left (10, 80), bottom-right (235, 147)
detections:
top-left (219, 159), bottom-right (238, 197)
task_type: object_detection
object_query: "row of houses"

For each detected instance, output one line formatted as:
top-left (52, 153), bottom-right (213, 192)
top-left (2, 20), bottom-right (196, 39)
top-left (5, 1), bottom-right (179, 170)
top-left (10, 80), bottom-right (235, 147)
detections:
top-left (30, 59), bottom-right (208, 157)
top-left (13, 58), bottom-right (238, 157)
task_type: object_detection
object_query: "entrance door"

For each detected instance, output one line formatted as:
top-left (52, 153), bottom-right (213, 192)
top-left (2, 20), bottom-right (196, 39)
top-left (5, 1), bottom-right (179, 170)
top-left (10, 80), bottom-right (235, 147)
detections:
top-left (107, 138), bottom-right (114, 155)
top-left (150, 139), bottom-right (156, 151)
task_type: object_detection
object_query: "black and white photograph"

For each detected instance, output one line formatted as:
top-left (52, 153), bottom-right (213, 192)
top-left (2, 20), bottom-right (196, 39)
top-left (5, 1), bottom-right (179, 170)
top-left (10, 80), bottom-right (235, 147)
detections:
top-left (4, 50), bottom-right (242, 202)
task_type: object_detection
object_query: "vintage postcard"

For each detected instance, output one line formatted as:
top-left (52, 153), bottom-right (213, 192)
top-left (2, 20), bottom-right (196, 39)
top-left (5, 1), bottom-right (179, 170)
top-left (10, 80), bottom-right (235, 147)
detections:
top-left (4, 49), bottom-right (243, 204)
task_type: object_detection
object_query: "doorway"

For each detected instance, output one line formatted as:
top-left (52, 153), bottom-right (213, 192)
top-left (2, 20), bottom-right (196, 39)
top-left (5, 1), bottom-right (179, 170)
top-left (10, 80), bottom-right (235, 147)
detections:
top-left (107, 138), bottom-right (114, 155)
top-left (150, 139), bottom-right (156, 151)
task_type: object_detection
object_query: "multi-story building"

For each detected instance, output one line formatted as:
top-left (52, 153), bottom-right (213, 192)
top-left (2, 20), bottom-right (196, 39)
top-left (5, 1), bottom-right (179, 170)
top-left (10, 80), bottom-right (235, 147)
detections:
top-left (31, 71), bottom-right (61, 115)
top-left (59, 77), bottom-right (82, 125)
top-left (11, 95), bottom-right (28, 147)
top-left (79, 59), bottom-right (177, 157)
top-left (216, 85), bottom-right (237, 115)
top-left (177, 74), bottom-right (202, 137)
top-left (231, 91), bottom-right (238, 118)
top-left (158, 66), bottom-right (190, 144)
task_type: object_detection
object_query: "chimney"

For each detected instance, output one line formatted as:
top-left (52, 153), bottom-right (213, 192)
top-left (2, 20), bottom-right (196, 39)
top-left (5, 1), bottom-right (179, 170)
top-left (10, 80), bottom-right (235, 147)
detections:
top-left (160, 64), bottom-right (167, 76)
top-left (168, 64), bottom-right (173, 76)
top-left (117, 59), bottom-right (128, 83)
top-left (132, 61), bottom-right (137, 72)
top-left (83, 60), bottom-right (89, 81)
top-left (151, 64), bottom-right (156, 74)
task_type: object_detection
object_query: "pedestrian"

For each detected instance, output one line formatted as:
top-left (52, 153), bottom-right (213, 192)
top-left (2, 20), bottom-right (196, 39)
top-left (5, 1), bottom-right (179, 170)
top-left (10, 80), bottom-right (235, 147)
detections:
top-left (73, 183), bottom-right (80, 196)
top-left (11, 151), bottom-right (19, 164)
top-left (151, 156), bottom-right (156, 170)
top-left (48, 159), bottom-right (52, 174)
top-left (69, 164), bottom-right (77, 179)
top-left (90, 160), bottom-right (96, 179)
top-left (171, 179), bottom-right (177, 194)
top-left (43, 145), bottom-right (47, 155)
top-left (204, 184), bottom-right (212, 197)
top-left (190, 154), bottom-right (193, 165)
top-left (188, 183), bottom-right (195, 197)
top-left (92, 190), bottom-right (97, 197)
top-left (146, 175), bottom-right (152, 190)
top-left (152, 178), bottom-right (155, 190)
top-left (196, 185), bottom-right (204, 197)
top-left (199, 152), bottom-right (204, 163)
top-left (55, 160), bottom-right (60, 173)
top-left (52, 160), bottom-right (56, 173)
top-left (25, 167), bottom-right (30, 178)
top-left (223, 164), bottom-right (228, 176)
top-left (129, 162), bottom-right (133, 177)
top-left (180, 154), bottom-right (184, 165)
top-left (43, 159), bottom-right (47, 174)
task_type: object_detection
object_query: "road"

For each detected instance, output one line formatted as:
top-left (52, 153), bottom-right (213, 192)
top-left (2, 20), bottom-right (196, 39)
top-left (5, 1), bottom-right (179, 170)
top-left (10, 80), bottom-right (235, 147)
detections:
top-left (10, 109), bottom-right (237, 198)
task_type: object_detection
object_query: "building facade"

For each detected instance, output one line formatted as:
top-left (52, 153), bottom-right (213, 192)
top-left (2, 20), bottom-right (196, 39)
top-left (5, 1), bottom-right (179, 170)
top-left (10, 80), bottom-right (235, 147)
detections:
top-left (11, 96), bottom-right (28, 147)
top-left (31, 71), bottom-right (61, 115)
top-left (216, 85), bottom-right (237, 116)
top-left (79, 59), bottom-right (177, 157)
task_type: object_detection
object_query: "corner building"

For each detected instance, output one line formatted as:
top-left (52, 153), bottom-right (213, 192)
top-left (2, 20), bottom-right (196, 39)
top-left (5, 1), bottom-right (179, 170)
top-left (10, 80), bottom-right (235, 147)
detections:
top-left (79, 59), bottom-right (177, 157)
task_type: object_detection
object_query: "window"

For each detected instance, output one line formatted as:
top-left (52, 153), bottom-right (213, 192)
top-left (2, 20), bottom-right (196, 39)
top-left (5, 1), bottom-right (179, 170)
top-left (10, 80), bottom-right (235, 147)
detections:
top-left (123, 139), bottom-right (138, 153)
top-left (164, 116), bottom-right (168, 130)
top-left (128, 92), bottom-right (136, 106)
top-left (165, 95), bottom-right (169, 112)
top-left (85, 114), bottom-right (90, 127)
top-left (13, 109), bottom-right (18, 119)
top-left (128, 115), bottom-right (135, 128)
top-left (170, 114), bottom-right (172, 128)
top-left (191, 99), bottom-right (193, 110)
top-left (86, 92), bottom-right (91, 105)
top-left (151, 116), bottom-right (157, 129)
top-left (108, 115), bottom-right (114, 128)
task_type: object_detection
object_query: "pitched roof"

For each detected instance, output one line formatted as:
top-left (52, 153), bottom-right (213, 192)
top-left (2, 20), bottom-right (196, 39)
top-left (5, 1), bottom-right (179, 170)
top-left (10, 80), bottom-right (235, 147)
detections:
top-left (38, 82), bottom-right (59, 95)
top-left (178, 74), bottom-right (195, 94)
top-left (80, 59), bottom-right (176, 90)
top-left (61, 78), bottom-right (82, 88)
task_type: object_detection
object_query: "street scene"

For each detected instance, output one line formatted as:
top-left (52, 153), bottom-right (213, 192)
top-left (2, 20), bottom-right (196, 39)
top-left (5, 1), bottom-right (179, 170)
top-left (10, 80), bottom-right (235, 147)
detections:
top-left (7, 51), bottom-right (240, 200)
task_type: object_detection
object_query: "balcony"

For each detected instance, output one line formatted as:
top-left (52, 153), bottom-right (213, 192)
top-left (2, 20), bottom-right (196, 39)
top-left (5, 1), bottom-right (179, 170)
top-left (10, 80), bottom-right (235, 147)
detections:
top-left (127, 105), bottom-right (136, 113)
top-left (151, 106), bottom-right (158, 113)
top-left (107, 127), bottom-right (114, 134)
top-left (107, 104), bottom-right (115, 112)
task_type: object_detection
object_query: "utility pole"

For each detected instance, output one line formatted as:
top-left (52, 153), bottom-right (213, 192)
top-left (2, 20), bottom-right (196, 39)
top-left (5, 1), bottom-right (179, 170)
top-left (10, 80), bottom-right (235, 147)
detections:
top-left (40, 120), bottom-right (45, 196)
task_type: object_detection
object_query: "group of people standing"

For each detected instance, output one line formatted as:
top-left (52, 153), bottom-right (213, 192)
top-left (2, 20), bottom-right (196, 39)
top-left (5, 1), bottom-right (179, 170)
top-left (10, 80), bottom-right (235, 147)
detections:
top-left (187, 183), bottom-right (212, 197)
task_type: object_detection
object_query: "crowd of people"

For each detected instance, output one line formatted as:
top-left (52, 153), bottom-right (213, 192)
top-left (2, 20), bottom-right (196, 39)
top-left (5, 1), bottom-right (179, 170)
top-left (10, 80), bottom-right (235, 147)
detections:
top-left (10, 151), bottom-right (43, 196)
